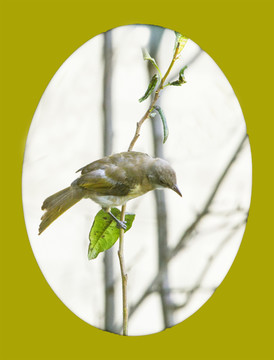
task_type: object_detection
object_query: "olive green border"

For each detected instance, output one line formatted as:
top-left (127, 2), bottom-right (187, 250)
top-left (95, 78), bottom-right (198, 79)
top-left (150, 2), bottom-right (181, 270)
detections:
top-left (1, 0), bottom-right (273, 359)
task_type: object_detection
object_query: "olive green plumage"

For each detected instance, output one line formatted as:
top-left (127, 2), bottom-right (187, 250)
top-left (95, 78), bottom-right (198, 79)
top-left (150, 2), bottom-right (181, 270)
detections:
top-left (39, 151), bottom-right (182, 234)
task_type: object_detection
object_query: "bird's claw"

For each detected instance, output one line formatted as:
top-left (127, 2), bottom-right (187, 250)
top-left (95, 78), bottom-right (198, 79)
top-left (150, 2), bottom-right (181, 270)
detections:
top-left (107, 210), bottom-right (127, 230)
top-left (116, 220), bottom-right (127, 230)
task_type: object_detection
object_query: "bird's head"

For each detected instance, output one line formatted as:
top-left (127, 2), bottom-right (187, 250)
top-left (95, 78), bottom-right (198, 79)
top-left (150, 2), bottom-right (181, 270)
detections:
top-left (147, 158), bottom-right (182, 197)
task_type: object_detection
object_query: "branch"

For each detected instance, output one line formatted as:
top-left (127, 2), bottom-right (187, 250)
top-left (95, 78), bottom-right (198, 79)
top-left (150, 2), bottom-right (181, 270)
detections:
top-left (168, 47), bottom-right (203, 84)
top-left (170, 220), bottom-right (247, 310)
top-left (117, 205), bottom-right (128, 335)
top-left (117, 38), bottom-right (184, 335)
top-left (102, 30), bottom-right (115, 333)
top-left (169, 133), bottom-right (248, 258)
top-left (128, 133), bottom-right (249, 319)
top-left (148, 27), bottom-right (175, 328)
top-left (127, 43), bottom-right (181, 151)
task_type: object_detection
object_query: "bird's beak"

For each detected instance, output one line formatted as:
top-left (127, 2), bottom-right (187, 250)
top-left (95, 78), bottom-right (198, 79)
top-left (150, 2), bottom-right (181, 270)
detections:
top-left (172, 184), bottom-right (182, 197)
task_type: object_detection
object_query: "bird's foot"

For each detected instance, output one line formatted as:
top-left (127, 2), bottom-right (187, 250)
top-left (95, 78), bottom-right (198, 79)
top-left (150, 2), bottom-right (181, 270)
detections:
top-left (107, 211), bottom-right (127, 230)
top-left (115, 219), bottom-right (127, 230)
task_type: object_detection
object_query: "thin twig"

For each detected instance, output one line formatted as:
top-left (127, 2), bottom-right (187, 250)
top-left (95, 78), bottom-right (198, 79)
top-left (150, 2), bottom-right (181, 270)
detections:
top-left (117, 205), bottom-right (128, 335)
top-left (127, 44), bottom-right (181, 152)
top-left (127, 133), bottom-right (249, 320)
top-left (169, 133), bottom-right (248, 258)
top-left (117, 43), bottom-right (182, 335)
top-left (170, 220), bottom-right (246, 310)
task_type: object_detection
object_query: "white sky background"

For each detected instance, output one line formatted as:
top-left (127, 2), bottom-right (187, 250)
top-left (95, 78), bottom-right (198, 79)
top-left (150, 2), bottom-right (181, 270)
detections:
top-left (22, 25), bottom-right (252, 336)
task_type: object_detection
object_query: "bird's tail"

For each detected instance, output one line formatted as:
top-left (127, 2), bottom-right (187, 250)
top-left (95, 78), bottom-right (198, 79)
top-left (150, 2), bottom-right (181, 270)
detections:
top-left (39, 186), bottom-right (84, 235)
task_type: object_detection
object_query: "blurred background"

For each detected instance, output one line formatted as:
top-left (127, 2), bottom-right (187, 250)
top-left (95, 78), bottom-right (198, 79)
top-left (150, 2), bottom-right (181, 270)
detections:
top-left (22, 24), bottom-right (252, 336)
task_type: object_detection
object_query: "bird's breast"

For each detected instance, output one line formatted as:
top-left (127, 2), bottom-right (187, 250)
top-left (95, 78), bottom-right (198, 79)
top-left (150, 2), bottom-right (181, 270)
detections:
top-left (87, 182), bottom-right (153, 209)
top-left (128, 182), bottom-right (153, 196)
top-left (88, 193), bottom-right (137, 208)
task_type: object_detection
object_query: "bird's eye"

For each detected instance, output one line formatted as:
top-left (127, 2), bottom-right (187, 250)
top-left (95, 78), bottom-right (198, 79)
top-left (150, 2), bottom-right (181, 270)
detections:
top-left (159, 178), bottom-right (166, 186)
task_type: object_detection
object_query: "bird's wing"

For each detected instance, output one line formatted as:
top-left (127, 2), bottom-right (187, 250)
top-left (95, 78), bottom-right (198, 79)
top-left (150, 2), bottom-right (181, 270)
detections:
top-left (76, 157), bottom-right (111, 174)
top-left (76, 152), bottom-right (150, 174)
top-left (74, 167), bottom-right (130, 196)
top-left (73, 152), bottom-right (151, 196)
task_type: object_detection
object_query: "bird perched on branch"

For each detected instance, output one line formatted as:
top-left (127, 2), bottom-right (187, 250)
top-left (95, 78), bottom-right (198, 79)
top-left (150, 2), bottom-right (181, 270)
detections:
top-left (39, 151), bottom-right (182, 234)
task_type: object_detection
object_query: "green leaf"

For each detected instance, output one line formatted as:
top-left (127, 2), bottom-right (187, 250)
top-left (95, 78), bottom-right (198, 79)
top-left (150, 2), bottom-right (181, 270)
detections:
top-left (168, 80), bottom-right (182, 86)
top-left (169, 66), bottom-right (187, 86)
top-left (139, 74), bottom-right (159, 103)
top-left (154, 105), bottom-right (169, 143)
top-left (174, 32), bottom-right (188, 55)
top-left (142, 48), bottom-right (162, 78)
top-left (179, 66), bottom-right (187, 77)
top-left (88, 208), bottom-right (135, 260)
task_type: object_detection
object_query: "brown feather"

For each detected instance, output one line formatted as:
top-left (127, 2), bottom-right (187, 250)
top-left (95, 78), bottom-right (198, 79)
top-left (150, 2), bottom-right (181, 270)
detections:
top-left (39, 151), bottom-right (181, 234)
top-left (39, 186), bottom-right (84, 234)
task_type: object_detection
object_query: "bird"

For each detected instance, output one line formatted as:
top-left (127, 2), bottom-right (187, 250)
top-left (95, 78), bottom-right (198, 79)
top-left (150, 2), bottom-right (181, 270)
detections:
top-left (39, 151), bottom-right (182, 235)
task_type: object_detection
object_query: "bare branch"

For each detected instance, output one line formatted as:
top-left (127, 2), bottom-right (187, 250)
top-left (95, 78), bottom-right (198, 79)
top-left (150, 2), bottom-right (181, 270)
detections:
top-left (102, 30), bottom-right (115, 332)
top-left (148, 27), bottom-right (175, 328)
top-left (118, 205), bottom-right (128, 336)
top-left (169, 133), bottom-right (249, 258)
top-left (128, 133), bottom-right (249, 319)
top-left (170, 220), bottom-right (246, 310)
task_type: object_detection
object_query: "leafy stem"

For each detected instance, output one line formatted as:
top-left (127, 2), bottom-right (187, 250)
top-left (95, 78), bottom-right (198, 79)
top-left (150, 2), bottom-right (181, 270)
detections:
top-left (128, 40), bottom-right (182, 151)
top-left (118, 32), bottom-right (187, 335)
